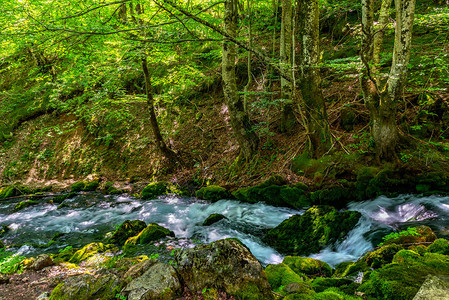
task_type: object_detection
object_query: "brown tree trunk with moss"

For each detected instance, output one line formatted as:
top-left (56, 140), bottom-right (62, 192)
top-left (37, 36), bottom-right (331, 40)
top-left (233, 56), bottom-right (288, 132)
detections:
top-left (298, 0), bottom-right (331, 157)
top-left (142, 58), bottom-right (177, 162)
top-left (361, 0), bottom-right (415, 160)
top-left (222, 0), bottom-right (258, 161)
top-left (280, 0), bottom-right (295, 133)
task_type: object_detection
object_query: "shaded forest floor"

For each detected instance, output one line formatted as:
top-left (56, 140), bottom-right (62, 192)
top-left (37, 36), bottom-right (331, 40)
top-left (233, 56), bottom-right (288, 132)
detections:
top-left (0, 2), bottom-right (449, 191)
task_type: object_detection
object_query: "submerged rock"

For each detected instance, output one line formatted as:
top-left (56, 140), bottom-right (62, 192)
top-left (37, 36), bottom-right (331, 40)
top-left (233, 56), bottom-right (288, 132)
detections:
top-left (264, 205), bottom-right (361, 256)
top-left (49, 273), bottom-right (123, 300)
top-left (176, 238), bottom-right (273, 299)
top-left (202, 213), bottom-right (227, 226)
top-left (413, 275), bottom-right (449, 300)
top-left (196, 185), bottom-right (231, 201)
top-left (121, 261), bottom-right (181, 300)
top-left (14, 200), bottom-right (38, 212)
top-left (107, 220), bottom-right (147, 246)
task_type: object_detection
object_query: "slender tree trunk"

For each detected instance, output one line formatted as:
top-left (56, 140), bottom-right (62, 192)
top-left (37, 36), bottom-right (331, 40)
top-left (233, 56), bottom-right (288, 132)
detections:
top-left (142, 58), bottom-right (177, 161)
top-left (280, 0), bottom-right (295, 133)
top-left (222, 0), bottom-right (258, 161)
top-left (243, 0), bottom-right (252, 113)
top-left (361, 0), bottom-right (415, 160)
top-left (298, 0), bottom-right (330, 157)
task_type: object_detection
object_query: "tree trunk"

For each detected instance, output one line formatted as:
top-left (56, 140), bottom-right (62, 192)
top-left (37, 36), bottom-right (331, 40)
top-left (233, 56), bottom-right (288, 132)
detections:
top-left (142, 58), bottom-right (177, 161)
top-left (298, 0), bottom-right (330, 157)
top-left (280, 0), bottom-right (295, 133)
top-left (360, 0), bottom-right (415, 160)
top-left (222, 0), bottom-right (258, 161)
top-left (243, 0), bottom-right (252, 113)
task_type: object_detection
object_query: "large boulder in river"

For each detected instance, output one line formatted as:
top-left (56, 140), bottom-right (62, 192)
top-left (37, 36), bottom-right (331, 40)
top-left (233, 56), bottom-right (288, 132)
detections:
top-left (283, 256), bottom-right (333, 278)
top-left (120, 260), bottom-right (181, 300)
top-left (107, 220), bottom-right (147, 246)
top-left (49, 273), bottom-right (123, 300)
top-left (203, 213), bottom-right (227, 226)
top-left (177, 238), bottom-right (273, 299)
top-left (263, 205), bottom-right (361, 256)
top-left (141, 182), bottom-right (172, 199)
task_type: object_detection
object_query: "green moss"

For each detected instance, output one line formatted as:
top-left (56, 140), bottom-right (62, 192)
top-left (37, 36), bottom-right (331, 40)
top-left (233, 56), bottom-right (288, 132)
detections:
top-left (358, 252), bottom-right (449, 300)
top-left (14, 200), bottom-right (38, 212)
top-left (203, 214), bottom-right (227, 226)
top-left (196, 185), bottom-right (231, 202)
top-left (427, 238), bottom-right (449, 255)
top-left (0, 185), bottom-right (32, 199)
top-left (283, 256), bottom-right (333, 278)
top-left (310, 187), bottom-right (355, 208)
top-left (392, 249), bottom-right (421, 264)
top-left (70, 180), bottom-right (99, 192)
top-left (265, 263), bottom-right (304, 291)
top-left (311, 278), bottom-right (358, 294)
top-left (235, 282), bottom-right (274, 300)
top-left (70, 181), bottom-right (86, 192)
top-left (363, 244), bottom-right (403, 268)
top-left (107, 220), bottom-right (147, 246)
top-left (68, 243), bottom-right (117, 264)
top-left (84, 180), bottom-right (99, 191)
top-left (141, 182), bottom-right (169, 199)
top-left (312, 287), bottom-right (359, 300)
top-left (125, 223), bottom-right (175, 245)
top-left (233, 182), bottom-right (310, 210)
top-left (264, 206), bottom-right (361, 256)
top-left (381, 225), bottom-right (436, 246)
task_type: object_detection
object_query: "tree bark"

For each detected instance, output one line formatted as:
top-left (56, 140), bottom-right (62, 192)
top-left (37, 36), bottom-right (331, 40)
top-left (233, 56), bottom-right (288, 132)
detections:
top-left (243, 0), bottom-right (253, 113)
top-left (280, 0), bottom-right (295, 133)
top-left (360, 0), bottom-right (415, 160)
top-left (142, 58), bottom-right (177, 161)
top-left (298, 0), bottom-right (331, 157)
top-left (222, 0), bottom-right (258, 161)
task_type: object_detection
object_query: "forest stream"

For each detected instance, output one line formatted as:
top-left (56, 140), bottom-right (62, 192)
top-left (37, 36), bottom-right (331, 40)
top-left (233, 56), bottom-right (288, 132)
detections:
top-left (1, 193), bottom-right (448, 267)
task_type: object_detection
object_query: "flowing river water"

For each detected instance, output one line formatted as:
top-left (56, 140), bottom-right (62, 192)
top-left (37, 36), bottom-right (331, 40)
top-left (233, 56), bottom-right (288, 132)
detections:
top-left (0, 193), bottom-right (448, 266)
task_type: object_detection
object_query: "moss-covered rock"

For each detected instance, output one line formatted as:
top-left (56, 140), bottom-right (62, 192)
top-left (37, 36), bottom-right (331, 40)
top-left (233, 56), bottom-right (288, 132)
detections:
top-left (392, 249), bottom-right (421, 264)
top-left (363, 244), bottom-right (403, 268)
top-left (121, 261), bottom-right (181, 300)
top-left (49, 273), bottom-right (124, 300)
top-left (203, 213), bottom-right (227, 226)
top-left (311, 277), bottom-right (358, 294)
top-left (124, 223), bottom-right (174, 245)
top-left (69, 243), bottom-right (117, 264)
top-left (70, 180), bottom-right (99, 192)
top-left (107, 220), bottom-right (147, 246)
top-left (265, 263), bottom-right (304, 291)
top-left (310, 187), bottom-right (356, 208)
top-left (427, 238), bottom-right (449, 255)
top-left (141, 182), bottom-right (170, 199)
top-left (196, 185), bottom-right (231, 201)
top-left (176, 238), bottom-right (273, 299)
top-left (103, 182), bottom-right (125, 195)
top-left (232, 178), bottom-right (311, 210)
top-left (382, 225), bottom-right (437, 247)
top-left (0, 185), bottom-right (32, 199)
top-left (283, 256), bottom-right (333, 278)
top-left (358, 252), bottom-right (449, 300)
top-left (264, 206), bottom-right (361, 256)
top-left (14, 200), bottom-right (38, 212)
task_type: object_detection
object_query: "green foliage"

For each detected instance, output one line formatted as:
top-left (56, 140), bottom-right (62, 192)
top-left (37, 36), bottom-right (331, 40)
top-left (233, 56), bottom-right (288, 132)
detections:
top-left (378, 227), bottom-right (420, 247)
top-left (0, 249), bottom-right (25, 274)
